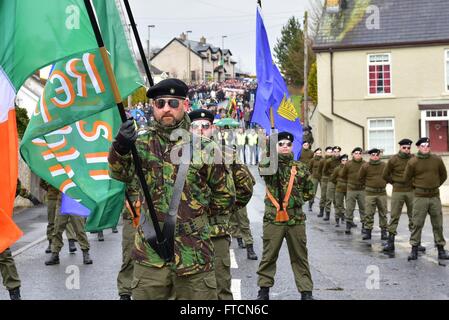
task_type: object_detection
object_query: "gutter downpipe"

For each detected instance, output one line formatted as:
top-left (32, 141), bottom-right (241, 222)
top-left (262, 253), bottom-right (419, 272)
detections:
top-left (330, 48), bottom-right (365, 149)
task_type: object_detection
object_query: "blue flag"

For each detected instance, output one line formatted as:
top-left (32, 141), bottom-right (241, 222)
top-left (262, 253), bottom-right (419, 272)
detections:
top-left (251, 7), bottom-right (303, 159)
top-left (61, 193), bottom-right (90, 217)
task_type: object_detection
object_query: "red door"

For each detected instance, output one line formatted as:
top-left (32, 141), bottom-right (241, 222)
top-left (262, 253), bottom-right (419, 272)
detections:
top-left (428, 120), bottom-right (448, 152)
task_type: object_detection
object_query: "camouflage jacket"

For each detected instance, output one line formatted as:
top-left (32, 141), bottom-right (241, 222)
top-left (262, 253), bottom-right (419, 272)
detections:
top-left (108, 113), bottom-right (235, 276)
top-left (204, 142), bottom-right (255, 238)
top-left (16, 179), bottom-right (31, 199)
top-left (259, 153), bottom-right (314, 226)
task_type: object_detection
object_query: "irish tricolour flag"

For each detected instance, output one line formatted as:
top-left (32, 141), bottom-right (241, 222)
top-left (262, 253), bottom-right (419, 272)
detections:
top-left (0, 0), bottom-right (98, 252)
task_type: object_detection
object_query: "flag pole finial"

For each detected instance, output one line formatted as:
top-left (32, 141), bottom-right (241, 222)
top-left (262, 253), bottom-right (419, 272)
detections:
top-left (257, 0), bottom-right (262, 8)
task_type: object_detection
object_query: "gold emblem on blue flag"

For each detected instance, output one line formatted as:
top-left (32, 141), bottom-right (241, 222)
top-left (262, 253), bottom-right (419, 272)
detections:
top-left (277, 95), bottom-right (298, 121)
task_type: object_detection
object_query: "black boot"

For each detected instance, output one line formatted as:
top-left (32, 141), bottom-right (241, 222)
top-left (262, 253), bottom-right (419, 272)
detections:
top-left (382, 234), bottom-right (395, 252)
top-left (335, 218), bottom-right (340, 227)
top-left (301, 291), bottom-right (314, 300)
top-left (437, 245), bottom-right (449, 260)
top-left (9, 287), bottom-right (21, 300)
top-left (82, 250), bottom-right (93, 264)
top-left (97, 231), bottom-right (104, 242)
top-left (256, 287), bottom-right (269, 300)
top-left (417, 244), bottom-right (426, 252)
top-left (119, 294), bottom-right (131, 300)
top-left (308, 202), bottom-right (313, 212)
top-left (350, 221), bottom-right (358, 228)
top-left (345, 222), bottom-right (351, 234)
top-left (318, 207), bottom-right (324, 218)
top-left (361, 224), bottom-right (366, 234)
top-left (362, 229), bottom-right (372, 240)
top-left (112, 227), bottom-right (118, 233)
top-left (323, 211), bottom-right (330, 221)
top-left (408, 246), bottom-right (418, 261)
top-left (45, 252), bottom-right (60, 265)
top-left (381, 229), bottom-right (388, 240)
top-left (246, 244), bottom-right (258, 260)
top-left (341, 216), bottom-right (345, 223)
top-left (45, 240), bottom-right (52, 254)
top-left (237, 238), bottom-right (246, 249)
top-left (68, 239), bottom-right (77, 253)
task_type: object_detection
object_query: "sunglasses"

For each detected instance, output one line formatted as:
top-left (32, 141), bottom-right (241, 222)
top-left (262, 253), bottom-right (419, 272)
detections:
top-left (278, 142), bottom-right (292, 147)
top-left (155, 98), bottom-right (180, 109)
top-left (401, 146), bottom-right (411, 150)
top-left (192, 123), bottom-right (211, 130)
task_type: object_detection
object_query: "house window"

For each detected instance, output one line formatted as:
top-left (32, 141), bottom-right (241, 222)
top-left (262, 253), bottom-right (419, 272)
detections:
top-left (368, 118), bottom-right (395, 155)
top-left (368, 54), bottom-right (391, 95)
top-left (445, 50), bottom-right (449, 92)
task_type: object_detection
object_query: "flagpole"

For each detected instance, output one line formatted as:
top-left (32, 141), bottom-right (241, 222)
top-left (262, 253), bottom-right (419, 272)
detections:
top-left (83, 0), bottom-right (169, 260)
top-left (122, 0), bottom-right (154, 87)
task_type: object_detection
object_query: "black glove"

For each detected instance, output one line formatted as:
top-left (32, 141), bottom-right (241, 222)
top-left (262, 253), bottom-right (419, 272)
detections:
top-left (113, 119), bottom-right (138, 155)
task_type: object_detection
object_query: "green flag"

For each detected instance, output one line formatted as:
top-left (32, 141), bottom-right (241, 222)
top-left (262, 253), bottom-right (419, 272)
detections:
top-left (20, 0), bottom-right (143, 231)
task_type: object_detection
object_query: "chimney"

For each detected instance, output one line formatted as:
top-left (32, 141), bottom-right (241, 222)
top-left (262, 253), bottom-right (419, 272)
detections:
top-left (200, 36), bottom-right (206, 45)
top-left (179, 32), bottom-right (186, 41)
top-left (325, 0), bottom-right (344, 13)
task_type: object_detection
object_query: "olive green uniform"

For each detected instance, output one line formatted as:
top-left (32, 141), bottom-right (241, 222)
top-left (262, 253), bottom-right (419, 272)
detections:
top-left (404, 152), bottom-right (447, 247)
top-left (382, 152), bottom-right (414, 235)
top-left (0, 248), bottom-right (21, 291)
top-left (299, 148), bottom-right (314, 166)
top-left (341, 159), bottom-right (366, 224)
top-left (257, 154), bottom-right (314, 293)
top-left (359, 160), bottom-right (388, 231)
top-left (51, 209), bottom-right (90, 253)
top-left (309, 156), bottom-right (322, 208)
top-left (318, 155), bottom-right (332, 211)
top-left (323, 157), bottom-right (341, 215)
top-left (331, 164), bottom-right (347, 220)
top-left (229, 207), bottom-right (254, 245)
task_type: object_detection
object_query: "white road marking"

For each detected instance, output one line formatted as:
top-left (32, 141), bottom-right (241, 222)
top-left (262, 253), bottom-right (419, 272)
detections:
top-left (231, 279), bottom-right (241, 300)
top-left (12, 235), bottom-right (47, 257)
top-left (230, 248), bottom-right (238, 268)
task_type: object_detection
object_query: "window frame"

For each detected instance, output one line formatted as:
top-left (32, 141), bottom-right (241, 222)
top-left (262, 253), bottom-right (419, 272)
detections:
top-left (367, 53), bottom-right (393, 96)
top-left (367, 118), bottom-right (396, 155)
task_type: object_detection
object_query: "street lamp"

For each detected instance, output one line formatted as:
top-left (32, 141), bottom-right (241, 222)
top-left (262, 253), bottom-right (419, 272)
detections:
top-left (186, 30), bottom-right (192, 83)
top-left (147, 25), bottom-right (155, 63)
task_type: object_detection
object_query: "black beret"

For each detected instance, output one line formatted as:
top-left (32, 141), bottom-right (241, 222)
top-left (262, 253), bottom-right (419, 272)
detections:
top-left (278, 131), bottom-right (294, 142)
top-left (314, 148), bottom-right (322, 153)
top-left (303, 141), bottom-right (310, 145)
top-left (368, 148), bottom-right (381, 155)
top-left (147, 78), bottom-right (189, 99)
top-left (416, 137), bottom-right (430, 146)
top-left (398, 138), bottom-right (413, 146)
top-left (340, 154), bottom-right (349, 161)
top-left (333, 146), bottom-right (342, 151)
top-left (325, 146), bottom-right (333, 151)
top-left (188, 109), bottom-right (214, 123)
top-left (352, 147), bottom-right (363, 154)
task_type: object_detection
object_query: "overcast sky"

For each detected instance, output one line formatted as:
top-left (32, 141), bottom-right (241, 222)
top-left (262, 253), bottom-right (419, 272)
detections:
top-left (127, 0), bottom-right (312, 74)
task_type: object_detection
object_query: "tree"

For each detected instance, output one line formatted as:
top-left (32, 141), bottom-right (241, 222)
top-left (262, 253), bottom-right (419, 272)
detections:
top-left (308, 62), bottom-right (318, 106)
top-left (274, 16), bottom-right (315, 87)
top-left (15, 105), bottom-right (29, 139)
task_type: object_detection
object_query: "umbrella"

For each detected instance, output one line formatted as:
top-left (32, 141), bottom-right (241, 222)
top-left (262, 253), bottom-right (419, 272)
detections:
top-left (215, 118), bottom-right (240, 128)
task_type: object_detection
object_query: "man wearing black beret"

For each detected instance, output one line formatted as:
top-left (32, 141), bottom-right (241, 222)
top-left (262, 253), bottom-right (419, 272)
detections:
top-left (330, 154), bottom-right (348, 227)
top-left (308, 148), bottom-right (323, 212)
top-left (322, 146), bottom-right (342, 221)
top-left (382, 138), bottom-right (423, 253)
top-left (341, 147), bottom-right (366, 234)
top-left (109, 78), bottom-right (236, 299)
top-left (317, 147), bottom-right (334, 217)
top-left (404, 138), bottom-right (449, 260)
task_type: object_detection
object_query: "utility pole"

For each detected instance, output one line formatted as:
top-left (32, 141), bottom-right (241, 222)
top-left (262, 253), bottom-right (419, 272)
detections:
top-left (147, 25), bottom-right (155, 86)
top-left (303, 11), bottom-right (309, 127)
top-left (186, 30), bottom-right (192, 83)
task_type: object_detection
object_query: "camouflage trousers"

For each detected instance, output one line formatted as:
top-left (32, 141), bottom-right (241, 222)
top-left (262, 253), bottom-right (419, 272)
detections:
top-left (325, 182), bottom-right (336, 214)
top-left (309, 178), bottom-right (320, 206)
top-left (47, 198), bottom-right (76, 241)
top-left (410, 196), bottom-right (446, 247)
top-left (131, 263), bottom-right (218, 300)
top-left (51, 213), bottom-right (90, 253)
top-left (117, 217), bottom-right (136, 297)
top-left (257, 222), bottom-right (313, 293)
top-left (0, 248), bottom-right (21, 290)
top-left (319, 179), bottom-right (329, 209)
top-left (364, 194), bottom-right (388, 230)
top-left (212, 236), bottom-right (233, 300)
top-left (229, 207), bottom-right (254, 245)
top-left (345, 190), bottom-right (366, 224)
top-left (334, 191), bottom-right (346, 219)
top-left (388, 191), bottom-right (414, 235)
